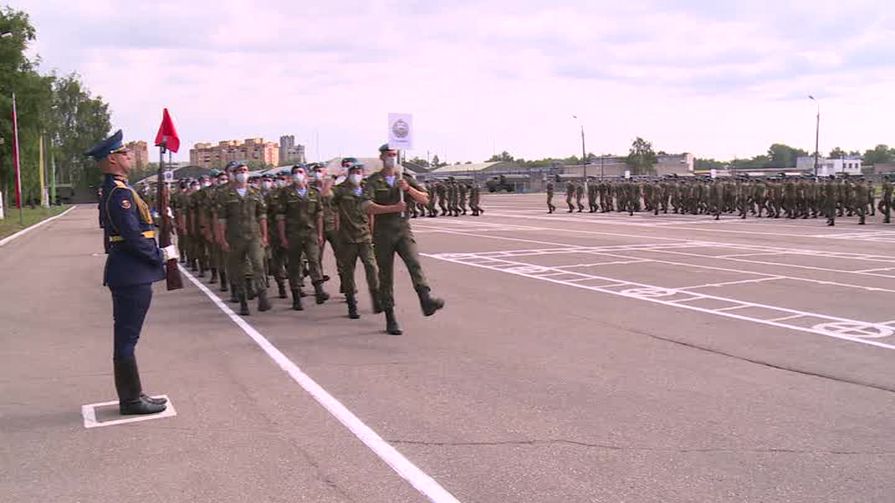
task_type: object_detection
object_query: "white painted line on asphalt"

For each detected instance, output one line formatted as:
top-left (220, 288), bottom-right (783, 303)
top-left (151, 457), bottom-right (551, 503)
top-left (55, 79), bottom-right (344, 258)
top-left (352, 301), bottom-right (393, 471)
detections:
top-left (555, 260), bottom-right (650, 269)
top-left (717, 252), bottom-right (788, 259)
top-left (424, 251), bottom-right (895, 351)
top-left (716, 305), bottom-right (753, 312)
top-left (679, 276), bottom-right (785, 290)
top-left (179, 267), bottom-right (461, 503)
top-left (430, 227), bottom-right (895, 295)
top-left (82, 395), bottom-right (176, 429)
top-left (0, 206), bottom-right (76, 247)
top-left (766, 315), bottom-right (806, 323)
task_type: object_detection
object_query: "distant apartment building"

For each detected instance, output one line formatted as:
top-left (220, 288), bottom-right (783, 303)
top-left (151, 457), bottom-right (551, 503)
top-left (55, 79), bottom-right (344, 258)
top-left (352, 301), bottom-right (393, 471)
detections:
top-left (279, 135), bottom-right (306, 165)
top-left (126, 141), bottom-right (150, 170)
top-left (189, 138), bottom-right (279, 169)
top-left (796, 156), bottom-right (862, 177)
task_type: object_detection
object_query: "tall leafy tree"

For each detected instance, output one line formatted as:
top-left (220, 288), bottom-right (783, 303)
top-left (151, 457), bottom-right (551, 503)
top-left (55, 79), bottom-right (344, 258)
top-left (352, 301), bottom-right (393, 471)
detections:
top-left (828, 147), bottom-right (847, 159)
top-left (49, 74), bottom-right (112, 188)
top-left (625, 137), bottom-right (657, 175)
top-left (0, 5), bottom-right (112, 208)
top-left (767, 143), bottom-right (808, 168)
top-left (862, 144), bottom-right (894, 165)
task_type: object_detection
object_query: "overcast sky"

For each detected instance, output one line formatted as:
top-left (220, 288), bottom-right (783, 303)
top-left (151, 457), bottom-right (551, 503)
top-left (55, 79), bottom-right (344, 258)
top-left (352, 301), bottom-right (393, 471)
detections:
top-left (15, 0), bottom-right (895, 163)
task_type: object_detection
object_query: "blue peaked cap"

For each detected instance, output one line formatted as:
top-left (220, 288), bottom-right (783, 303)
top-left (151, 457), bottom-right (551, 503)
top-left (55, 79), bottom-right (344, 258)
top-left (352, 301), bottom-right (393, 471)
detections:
top-left (85, 129), bottom-right (124, 160)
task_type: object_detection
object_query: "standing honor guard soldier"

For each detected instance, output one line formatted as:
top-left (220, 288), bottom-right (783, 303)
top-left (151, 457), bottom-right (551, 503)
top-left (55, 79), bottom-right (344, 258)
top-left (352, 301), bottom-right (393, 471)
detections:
top-left (90, 130), bottom-right (174, 415)
top-left (365, 144), bottom-right (445, 335)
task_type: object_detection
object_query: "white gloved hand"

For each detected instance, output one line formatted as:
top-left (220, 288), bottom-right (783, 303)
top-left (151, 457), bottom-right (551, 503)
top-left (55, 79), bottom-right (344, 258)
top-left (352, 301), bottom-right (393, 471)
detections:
top-left (162, 244), bottom-right (180, 262)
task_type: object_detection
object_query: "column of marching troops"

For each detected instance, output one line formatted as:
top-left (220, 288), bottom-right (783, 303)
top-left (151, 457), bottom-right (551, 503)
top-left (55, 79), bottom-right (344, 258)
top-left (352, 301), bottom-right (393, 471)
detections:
top-left (158, 149), bottom-right (453, 336)
top-left (403, 176), bottom-right (485, 218)
top-left (545, 175), bottom-right (895, 226)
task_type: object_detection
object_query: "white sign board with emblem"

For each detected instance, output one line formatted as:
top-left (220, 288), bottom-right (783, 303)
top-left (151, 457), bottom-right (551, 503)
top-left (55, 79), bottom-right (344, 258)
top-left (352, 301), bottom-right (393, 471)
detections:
top-left (164, 170), bottom-right (174, 183)
top-left (388, 113), bottom-right (413, 150)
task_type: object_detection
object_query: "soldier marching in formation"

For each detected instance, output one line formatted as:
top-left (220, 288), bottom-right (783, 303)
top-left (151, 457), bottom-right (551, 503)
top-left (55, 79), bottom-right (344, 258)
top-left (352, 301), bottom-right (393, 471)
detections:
top-left (165, 144), bottom-right (452, 336)
top-left (543, 175), bottom-right (889, 226)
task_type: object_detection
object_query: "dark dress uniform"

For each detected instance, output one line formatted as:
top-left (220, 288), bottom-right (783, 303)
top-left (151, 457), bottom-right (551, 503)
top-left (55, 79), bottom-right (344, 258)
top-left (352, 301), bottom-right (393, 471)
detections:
top-left (365, 162), bottom-right (444, 335)
top-left (90, 130), bottom-right (167, 416)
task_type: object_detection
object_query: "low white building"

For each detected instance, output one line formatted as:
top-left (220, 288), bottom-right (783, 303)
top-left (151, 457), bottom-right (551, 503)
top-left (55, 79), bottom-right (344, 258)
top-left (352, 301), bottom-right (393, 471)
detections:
top-left (796, 156), bottom-right (862, 176)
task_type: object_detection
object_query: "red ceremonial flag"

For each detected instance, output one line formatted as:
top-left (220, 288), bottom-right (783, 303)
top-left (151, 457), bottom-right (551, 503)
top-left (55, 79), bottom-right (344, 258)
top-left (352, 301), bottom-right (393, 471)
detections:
top-left (11, 93), bottom-right (22, 209)
top-left (154, 108), bottom-right (180, 153)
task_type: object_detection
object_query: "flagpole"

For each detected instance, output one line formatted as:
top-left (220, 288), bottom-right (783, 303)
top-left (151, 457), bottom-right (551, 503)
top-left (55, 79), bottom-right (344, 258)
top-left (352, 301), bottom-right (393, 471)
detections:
top-left (12, 92), bottom-right (23, 225)
top-left (39, 134), bottom-right (48, 208)
top-left (50, 142), bottom-right (56, 206)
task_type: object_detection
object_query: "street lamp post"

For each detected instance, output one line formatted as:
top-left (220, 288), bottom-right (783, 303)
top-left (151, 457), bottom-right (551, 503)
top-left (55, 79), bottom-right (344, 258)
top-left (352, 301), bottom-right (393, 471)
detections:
top-left (809, 95), bottom-right (820, 178)
top-left (572, 115), bottom-right (587, 188)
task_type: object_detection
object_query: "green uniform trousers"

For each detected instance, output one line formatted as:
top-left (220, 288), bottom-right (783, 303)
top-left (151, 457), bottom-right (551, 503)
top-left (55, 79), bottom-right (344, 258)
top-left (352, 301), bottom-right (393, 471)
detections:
top-left (373, 226), bottom-right (429, 310)
top-left (339, 241), bottom-right (379, 302)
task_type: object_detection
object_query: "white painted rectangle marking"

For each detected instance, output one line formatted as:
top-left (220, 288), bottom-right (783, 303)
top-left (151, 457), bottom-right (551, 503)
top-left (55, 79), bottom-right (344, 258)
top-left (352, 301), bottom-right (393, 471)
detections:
top-left (82, 395), bottom-right (176, 429)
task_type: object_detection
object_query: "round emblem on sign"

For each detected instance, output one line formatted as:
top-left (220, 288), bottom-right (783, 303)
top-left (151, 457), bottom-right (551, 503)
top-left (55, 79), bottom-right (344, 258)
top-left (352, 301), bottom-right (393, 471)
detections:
top-left (391, 119), bottom-right (410, 139)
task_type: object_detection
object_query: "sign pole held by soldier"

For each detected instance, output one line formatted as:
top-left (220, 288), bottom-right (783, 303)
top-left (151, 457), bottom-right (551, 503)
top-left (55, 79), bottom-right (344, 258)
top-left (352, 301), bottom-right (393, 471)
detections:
top-left (388, 113), bottom-right (413, 217)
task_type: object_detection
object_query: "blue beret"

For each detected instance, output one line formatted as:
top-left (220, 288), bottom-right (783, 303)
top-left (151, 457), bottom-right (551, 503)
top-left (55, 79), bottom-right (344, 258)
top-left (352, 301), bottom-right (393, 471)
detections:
top-left (378, 143), bottom-right (393, 152)
top-left (85, 130), bottom-right (124, 160)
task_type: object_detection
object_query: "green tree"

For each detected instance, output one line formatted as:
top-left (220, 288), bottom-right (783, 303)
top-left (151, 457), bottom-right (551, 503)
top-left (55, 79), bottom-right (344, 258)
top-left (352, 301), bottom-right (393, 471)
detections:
top-left (486, 151), bottom-right (514, 162)
top-left (431, 154), bottom-right (442, 167)
top-left (828, 147), bottom-right (846, 159)
top-left (0, 6), bottom-right (112, 207)
top-left (767, 143), bottom-right (807, 168)
top-left (406, 156), bottom-right (429, 168)
top-left (862, 144), bottom-right (894, 165)
top-left (625, 137), bottom-right (657, 175)
top-left (695, 158), bottom-right (726, 170)
top-left (49, 74), bottom-right (112, 188)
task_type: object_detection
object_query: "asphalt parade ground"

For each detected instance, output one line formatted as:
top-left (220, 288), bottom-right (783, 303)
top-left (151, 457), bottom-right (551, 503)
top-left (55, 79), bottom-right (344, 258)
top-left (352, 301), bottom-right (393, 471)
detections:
top-left (2, 194), bottom-right (895, 502)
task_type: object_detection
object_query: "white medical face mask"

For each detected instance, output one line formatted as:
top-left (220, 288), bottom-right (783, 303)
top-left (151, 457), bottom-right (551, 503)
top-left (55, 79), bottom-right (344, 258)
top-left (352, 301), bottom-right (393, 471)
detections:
top-left (261, 181), bottom-right (272, 191)
top-left (276, 180), bottom-right (287, 188)
top-left (235, 173), bottom-right (248, 184)
top-left (383, 157), bottom-right (396, 169)
top-left (350, 173), bottom-right (363, 186)
top-left (202, 181), bottom-right (212, 188)
top-left (293, 173), bottom-right (306, 184)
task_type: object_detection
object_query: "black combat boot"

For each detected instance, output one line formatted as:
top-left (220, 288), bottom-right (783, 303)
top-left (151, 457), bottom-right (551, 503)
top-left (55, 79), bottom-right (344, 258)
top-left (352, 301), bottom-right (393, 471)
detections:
top-left (346, 293), bottom-right (360, 319)
top-left (114, 358), bottom-right (166, 415)
top-left (371, 293), bottom-right (383, 314)
top-left (385, 308), bottom-right (402, 336)
top-left (276, 278), bottom-right (287, 299)
top-left (238, 293), bottom-right (250, 316)
top-left (229, 283), bottom-right (239, 303)
top-left (291, 289), bottom-right (304, 311)
top-left (416, 286), bottom-right (445, 317)
top-left (220, 269), bottom-right (229, 292)
top-left (190, 258), bottom-right (198, 272)
top-left (257, 289), bottom-right (272, 312)
top-left (246, 280), bottom-right (256, 300)
top-left (209, 268), bottom-right (218, 284)
top-left (314, 282), bottom-right (330, 305)
top-left (197, 262), bottom-right (205, 278)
